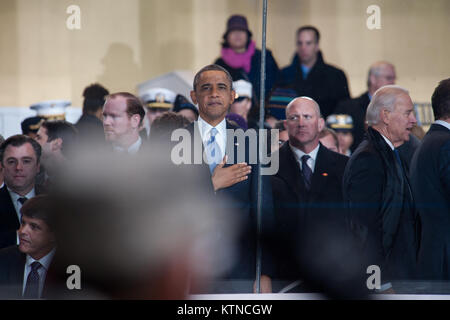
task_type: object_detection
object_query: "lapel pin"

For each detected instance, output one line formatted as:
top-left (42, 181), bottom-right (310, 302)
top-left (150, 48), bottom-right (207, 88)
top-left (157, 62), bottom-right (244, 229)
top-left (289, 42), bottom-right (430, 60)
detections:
top-left (322, 173), bottom-right (328, 177)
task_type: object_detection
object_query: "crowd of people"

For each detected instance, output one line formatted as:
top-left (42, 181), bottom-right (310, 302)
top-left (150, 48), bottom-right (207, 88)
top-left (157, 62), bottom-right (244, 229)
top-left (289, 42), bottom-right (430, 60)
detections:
top-left (0, 15), bottom-right (449, 299)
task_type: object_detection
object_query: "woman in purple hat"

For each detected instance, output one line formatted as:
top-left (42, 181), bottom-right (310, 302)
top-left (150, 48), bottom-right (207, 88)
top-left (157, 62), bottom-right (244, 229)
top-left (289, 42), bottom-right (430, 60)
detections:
top-left (214, 14), bottom-right (279, 102)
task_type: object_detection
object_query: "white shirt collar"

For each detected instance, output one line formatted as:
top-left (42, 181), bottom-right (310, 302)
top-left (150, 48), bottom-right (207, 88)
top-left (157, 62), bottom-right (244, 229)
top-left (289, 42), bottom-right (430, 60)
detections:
top-left (289, 143), bottom-right (320, 173)
top-left (8, 187), bottom-right (36, 222)
top-left (8, 187), bottom-right (35, 202)
top-left (435, 120), bottom-right (450, 131)
top-left (196, 116), bottom-right (227, 158)
top-left (113, 136), bottom-right (142, 155)
top-left (379, 133), bottom-right (395, 150)
top-left (23, 248), bottom-right (56, 297)
top-left (26, 248), bottom-right (56, 272)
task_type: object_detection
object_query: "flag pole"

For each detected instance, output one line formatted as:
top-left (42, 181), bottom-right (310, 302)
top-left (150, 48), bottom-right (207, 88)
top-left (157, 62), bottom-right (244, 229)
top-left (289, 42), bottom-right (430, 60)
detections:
top-left (256, 0), bottom-right (268, 294)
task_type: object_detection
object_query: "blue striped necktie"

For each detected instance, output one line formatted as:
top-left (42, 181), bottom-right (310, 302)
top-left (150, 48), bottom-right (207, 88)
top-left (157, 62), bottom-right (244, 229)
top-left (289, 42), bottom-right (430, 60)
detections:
top-left (206, 127), bottom-right (222, 173)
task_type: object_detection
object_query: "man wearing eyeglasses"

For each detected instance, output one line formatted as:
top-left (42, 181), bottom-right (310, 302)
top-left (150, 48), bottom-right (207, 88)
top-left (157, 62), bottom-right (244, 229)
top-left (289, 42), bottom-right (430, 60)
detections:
top-left (270, 97), bottom-right (358, 296)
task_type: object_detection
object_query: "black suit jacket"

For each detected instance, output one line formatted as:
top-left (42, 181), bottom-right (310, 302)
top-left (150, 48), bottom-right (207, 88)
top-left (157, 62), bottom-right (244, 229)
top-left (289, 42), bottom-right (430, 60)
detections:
top-left (0, 245), bottom-right (25, 298)
top-left (0, 185), bottom-right (46, 250)
top-left (410, 123), bottom-right (450, 279)
top-left (185, 121), bottom-right (274, 280)
top-left (271, 143), bottom-right (350, 280)
top-left (0, 186), bottom-right (20, 250)
top-left (335, 92), bottom-right (371, 152)
top-left (75, 113), bottom-right (105, 145)
top-left (343, 127), bottom-right (419, 280)
top-left (0, 245), bottom-right (62, 299)
top-left (278, 52), bottom-right (350, 119)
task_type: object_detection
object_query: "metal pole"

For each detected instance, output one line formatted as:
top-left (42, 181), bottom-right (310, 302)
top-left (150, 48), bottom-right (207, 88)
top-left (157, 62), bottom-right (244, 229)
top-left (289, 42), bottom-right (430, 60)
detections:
top-left (256, 0), bottom-right (268, 294)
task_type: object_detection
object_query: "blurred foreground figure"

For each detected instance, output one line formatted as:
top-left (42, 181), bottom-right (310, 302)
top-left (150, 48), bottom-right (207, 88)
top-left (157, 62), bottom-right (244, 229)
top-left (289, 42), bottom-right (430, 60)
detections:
top-left (47, 143), bottom-right (237, 299)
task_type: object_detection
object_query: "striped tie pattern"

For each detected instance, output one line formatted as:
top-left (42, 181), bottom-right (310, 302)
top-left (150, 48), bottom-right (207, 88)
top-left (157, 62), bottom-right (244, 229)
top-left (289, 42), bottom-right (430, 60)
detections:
top-left (206, 127), bottom-right (222, 173)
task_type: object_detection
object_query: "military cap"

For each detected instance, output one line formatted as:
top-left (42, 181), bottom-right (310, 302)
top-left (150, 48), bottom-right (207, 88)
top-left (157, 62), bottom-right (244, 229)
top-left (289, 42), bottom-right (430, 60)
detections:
top-left (141, 88), bottom-right (176, 110)
top-left (30, 100), bottom-right (71, 121)
top-left (326, 114), bottom-right (354, 132)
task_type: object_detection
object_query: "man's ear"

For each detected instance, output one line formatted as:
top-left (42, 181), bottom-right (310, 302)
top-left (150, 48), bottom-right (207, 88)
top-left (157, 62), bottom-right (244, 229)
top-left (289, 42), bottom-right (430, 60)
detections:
top-left (131, 114), bottom-right (141, 129)
top-left (230, 90), bottom-right (236, 104)
top-left (283, 120), bottom-right (288, 130)
top-left (50, 138), bottom-right (63, 152)
top-left (380, 108), bottom-right (390, 124)
top-left (318, 117), bottom-right (325, 132)
top-left (190, 91), bottom-right (198, 105)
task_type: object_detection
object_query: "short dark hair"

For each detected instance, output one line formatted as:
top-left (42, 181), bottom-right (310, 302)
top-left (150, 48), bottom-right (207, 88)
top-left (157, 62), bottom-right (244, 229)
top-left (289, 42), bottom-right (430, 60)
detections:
top-left (106, 92), bottom-right (146, 125)
top-left (296, 25), bottom-right (320, 43)
top-left (0, 134), bottom-right (41, 164)
top-left (150, 111), bottom-right (191, 142)
top-left (431, 78), bottom-right (450, 120)
top-left (193, 64), bottom-right (234, 92)
top-left (83, 83), bottom-right (109, 114)
top-left (21, 195), bottom-right (55, 232)
top-left (41, 121), bottom-right (79, 158)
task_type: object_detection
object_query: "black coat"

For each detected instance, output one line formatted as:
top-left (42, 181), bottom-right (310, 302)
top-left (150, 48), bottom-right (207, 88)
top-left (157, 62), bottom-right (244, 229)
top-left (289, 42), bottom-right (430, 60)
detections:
top-left (271, 143), bottom-right (351, 279)
top-left (0, 245), bottom-right (63, 299)
top-left (215, 48), bottom-right (279, 101)
top-left (0, 186), bottom-right (46, 250)
top-left (0, 186), bottom-right (21, 250)
top-left (75, 113), bottom-right (105, 145)
top-left (0, 245), bottom-right (25, 298)
top-left (343, 127), bottom-right (419, 280)
top-left (335, 92), bottom-right (371, 152)
top-left (184, 121), bottom-right (274, 280)
top-left (277, 52), bottom-right (350, 119)
top-left (410, 123), bottom-right (450, 279)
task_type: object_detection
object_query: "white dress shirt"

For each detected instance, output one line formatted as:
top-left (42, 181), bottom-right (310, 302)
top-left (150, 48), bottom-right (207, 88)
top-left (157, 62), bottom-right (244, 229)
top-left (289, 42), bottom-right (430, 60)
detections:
top-left (22, 248), bottom-right (56, 298)
top-left (8, 188), bottom-right (35, 245)
top-left (380, 133), bottom-right (395, 151)
top-left (289, 143), bottom-right (320, 173)
top-left (435, 120), bottom-right (450, 131)
top-left (196, 116), bottom-right (227, 162)
top-left (113, 136), bottom-right (142, 155)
